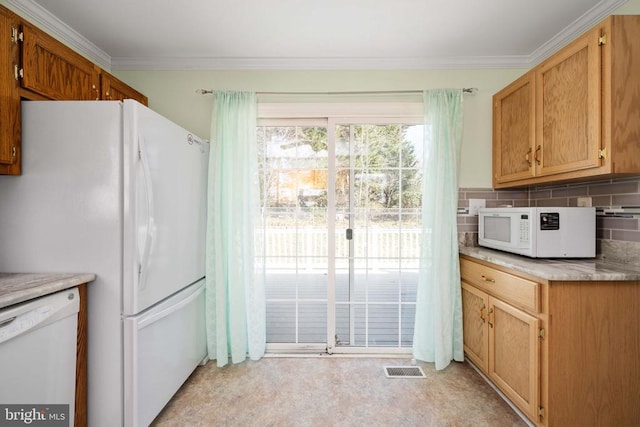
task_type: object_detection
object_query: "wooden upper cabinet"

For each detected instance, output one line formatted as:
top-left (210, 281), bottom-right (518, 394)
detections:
top-left (0, 8), bottom-right (21, 174)
top-left (0, 4), bottom-right (148, 175)
top-left (20, 22), bottom-right (147, 105)
top-left (493, 15), bottom-right (640, 188)
top-left (535, 26), bottom-right (602, 177)
top-left (21, 21), bottom-right (100, 100)
top-left (603, 15), bottom-right (640, 175)
top-left (493, 72), bottom-right (535, 186)
top-left (101, 71), bottom-right (148, 106)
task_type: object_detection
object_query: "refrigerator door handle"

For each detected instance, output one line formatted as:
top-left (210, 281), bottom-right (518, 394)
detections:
top-left (135, 282), bottom-right (205, 330)
top-left (137, 136), bottom-right (155, 290)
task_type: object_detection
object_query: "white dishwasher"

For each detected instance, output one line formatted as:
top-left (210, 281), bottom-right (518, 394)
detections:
top-left (0, 287), bottom-right (79, 426)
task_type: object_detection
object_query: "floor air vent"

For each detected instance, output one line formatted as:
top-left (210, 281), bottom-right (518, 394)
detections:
top-left (384, 366), bottom-right (426, 378)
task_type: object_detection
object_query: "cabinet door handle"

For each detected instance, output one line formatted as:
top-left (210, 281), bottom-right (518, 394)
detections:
top-left (479, 305), bottom-right (486, 323)
top-left (534, 145), bottom-right (541, 165)
top-left (525, 147), bottom-right (532, 166)
top-left (13, 64), bottom-right (23, 81)
top-left (488, 308), bottom-right (494, 328)
top-left (481, 275), bottom-right (495, 283)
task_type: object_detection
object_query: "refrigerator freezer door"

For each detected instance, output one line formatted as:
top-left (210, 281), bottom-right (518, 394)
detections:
top-left (124, 100), bottom-right (209, 315)
top-left (123, 279), bottom-right (207, 427)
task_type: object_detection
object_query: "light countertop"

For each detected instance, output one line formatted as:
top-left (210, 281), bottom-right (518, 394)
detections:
top-left (459, 246), bottom-right (640, 281)
top-left (0, 273), bottom-right (96, 309)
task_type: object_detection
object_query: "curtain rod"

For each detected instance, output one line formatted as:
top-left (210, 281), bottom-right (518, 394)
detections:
top-left (195, 88), bottom-right (478, 95)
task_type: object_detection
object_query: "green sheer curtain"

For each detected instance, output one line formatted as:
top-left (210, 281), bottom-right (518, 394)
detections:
top-left (206, 90), bottom-right (265, 367)
top-left (413, 88), bottom-right (465, 370)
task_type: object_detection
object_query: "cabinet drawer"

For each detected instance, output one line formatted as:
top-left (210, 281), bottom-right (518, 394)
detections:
top-left (460, 259), bottom-right (540, 313)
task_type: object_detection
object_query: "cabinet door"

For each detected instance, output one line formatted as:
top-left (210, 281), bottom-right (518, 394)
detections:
top-left (461, 282), bottom-right (489, 373)
top-left (488, 297), bottom-right (539, 422)
top-left (0, 9), bottom-right (20, 172)
top-left (535, 26), bottom-right (602, 177)
top-left (493, 72), bottom-right (535, 186)
top-left (21, 21), bottom-right (100, 100)
top-left (101, 72), bottom-right (148, 106)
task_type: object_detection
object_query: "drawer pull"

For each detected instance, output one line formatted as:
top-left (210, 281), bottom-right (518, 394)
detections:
top-left (481, 275), bottom-right (495, 283)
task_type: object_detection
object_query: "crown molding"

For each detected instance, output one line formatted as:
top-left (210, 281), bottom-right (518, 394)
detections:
top-left (110, 55), bottom-right (532, 71)
top-left (1, 0), bottom-right (111, 70)
top-left (2, 0), bottom-right (629, 72)
top-left (528, 0), bottom-right (628, 66)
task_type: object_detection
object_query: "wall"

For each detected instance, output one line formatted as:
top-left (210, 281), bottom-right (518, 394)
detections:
top-left (113, 69), bottom-right (524, 189)
top-left (119, 66), bottom-right (640, 261)
top-left (112, 0), bottom-right (640, 189)
top-left (114, 0), bottom-right (640, 261)
top-left (115, 65), bottom-right (640, 263)
top-left (458, 178), bottom-right (640, 265)
top-left (454, 0), bottom-right (640, 263)
top-left (617, 0), bottom-right (640, 14)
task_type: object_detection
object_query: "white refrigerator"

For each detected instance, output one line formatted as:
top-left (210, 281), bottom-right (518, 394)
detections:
top-left (0, 100), bottom-right (209, 427)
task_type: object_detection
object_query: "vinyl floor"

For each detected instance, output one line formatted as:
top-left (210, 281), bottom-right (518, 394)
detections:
top-left (151, 357), bottom-right (528, 427)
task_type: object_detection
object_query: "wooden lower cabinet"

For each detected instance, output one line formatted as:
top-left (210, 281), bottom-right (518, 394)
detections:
top-left (461, 256), bottom-right (640, 426)
top-left (462, 281), bottom-right (539, 421)
top-left (461, 283), bottom-right (489, 372)
top-left (544, 280), bottom-right (640, 426)
top-left (488, 297), bottom-right (539, 421)
top-left (75, 283), bottom-right (88, 427)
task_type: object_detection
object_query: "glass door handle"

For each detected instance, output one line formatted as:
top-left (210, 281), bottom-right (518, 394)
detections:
top-left (346, 228), bottom-right (353, 240)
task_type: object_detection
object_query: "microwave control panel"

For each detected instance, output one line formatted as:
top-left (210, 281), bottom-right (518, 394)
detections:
top-left (519, 214), bottom-right (529, 242)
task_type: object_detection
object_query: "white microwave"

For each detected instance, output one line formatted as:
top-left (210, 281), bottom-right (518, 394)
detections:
top-left (478, 207), bottom-right (596, 258)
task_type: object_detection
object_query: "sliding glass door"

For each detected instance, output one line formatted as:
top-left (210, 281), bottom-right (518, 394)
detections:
top-left (258, 118), bottom-right (423, 353)
top-left (257, 124), bottom-right (329, 351)
top-left (331, 122), bottom-right (423, 353)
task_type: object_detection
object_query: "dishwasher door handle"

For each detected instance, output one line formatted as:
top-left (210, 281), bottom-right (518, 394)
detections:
top-left (0, 316), bottom-right (16, 328)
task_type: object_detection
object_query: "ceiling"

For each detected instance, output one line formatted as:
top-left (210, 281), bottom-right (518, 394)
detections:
top-left (4, 0), bottom-right (629, 70)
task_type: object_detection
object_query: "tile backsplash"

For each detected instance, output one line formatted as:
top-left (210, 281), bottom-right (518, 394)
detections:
top-left (457, 177), bottom-right (640, 266)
